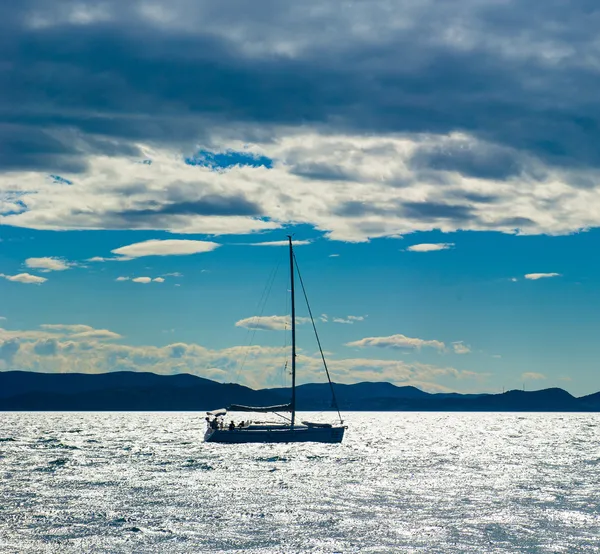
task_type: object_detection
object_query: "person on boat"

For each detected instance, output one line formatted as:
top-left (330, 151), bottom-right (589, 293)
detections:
top-left (238, 421), bottom-right (245, 428)
top-left (229, 421), bottom-right (235, 431)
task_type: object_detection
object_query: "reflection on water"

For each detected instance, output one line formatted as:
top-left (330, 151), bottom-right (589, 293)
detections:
top-left (1, 412), bottom-right (599, 553)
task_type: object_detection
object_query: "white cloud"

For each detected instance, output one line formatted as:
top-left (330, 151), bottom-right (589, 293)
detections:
top-left (235, 315), bottom-right (310, 331)
top-left (0, 316), bottom-right (5, 321)
top-left (0, 325), bottom-right (489, 392)
top-left (2, 131), bottom-right (599, 244)
top-left (70, 329), bottom-right (122, 340)
top-left (163, 272), bottom-right (183, 277)
top-left (25, 257), bottom-right (73, 272)
top-left (245, 240), bottom-right (312, 246)
top-left (524, 273), bottom-right (561, 280)
top-left (2, 324), bottom-right (122, 344)
top-left (329, 254), bottom-right (340, 257)
top-left (111, 239), bottom-right (220, 259)
top-left (41, 324), bottom-right (95, 333)
top-left (452, 341), bottom-right (471, 354)
top-left (123, 276), bottom-right (165, 283)
top-left (346, 333), bottom-right (446, 351)
top-left (333, 315), bottom-right (366, 324)
top-left (0, 273), bottom-right (47, 284)
top-left (522, 372), bottom-right (546, 380)
top-left (88, 256), bottom-right (123, 262)
top-left (407, 243), bottom-right (454, 252)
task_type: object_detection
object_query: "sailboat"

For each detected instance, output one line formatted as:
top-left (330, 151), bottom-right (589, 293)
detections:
top-left (204, 236), bottom-right (346, 444)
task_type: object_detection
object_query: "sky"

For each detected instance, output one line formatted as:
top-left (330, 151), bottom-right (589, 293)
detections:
top-left (1, 0), bottom-right (600, 395)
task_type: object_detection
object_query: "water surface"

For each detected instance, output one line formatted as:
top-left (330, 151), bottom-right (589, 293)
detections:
top-left (1, 412), bottom-right (599, 553)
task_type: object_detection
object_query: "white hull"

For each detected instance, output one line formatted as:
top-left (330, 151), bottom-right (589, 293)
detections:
top-left (204, 424), bottom-right (345, 444)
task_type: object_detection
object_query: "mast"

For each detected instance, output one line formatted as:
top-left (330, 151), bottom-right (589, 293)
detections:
top-left (288, 235), bottom-right (296, 427)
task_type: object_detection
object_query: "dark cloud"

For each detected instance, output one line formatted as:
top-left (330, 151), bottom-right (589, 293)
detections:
top-left (409, 141), bottom-right (524, 180)
top-left (446, 192), bottom-right (500, 204)
top-left (170, 344), bottom-right (186, 358)
top-left (401, 202), bottom-right (473, 221)
top-left (117, 195), bottom-right (262, 218)
top-left (333, 200), bottom-right (474, 223)
top-left (33, 339), bottom-right (59, 356)
top-left (0, 339), bottom-right (20, 362)
top-left (493, 217), bottom-right (537, 229)
top-left (333, 201), bottom-right (391, 218)
top-left (0, 0), bottom-right (600, 173)
top-left (289, 162), bottom-right (357, 181)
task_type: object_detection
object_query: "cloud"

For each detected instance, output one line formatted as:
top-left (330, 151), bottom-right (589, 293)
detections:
top-left (41, 324), bottom-right (95, 333)
top-left (235, 315), bottom-right (310, 331)
top-left (522, 372), bottom-right (546, 381)
top-left (0, 273), bottom-right (47, 284)
top-left (244, 240), bottom-right (312, 247)
top-left (33, 339), bottom-right (59, 356)
top-left (0, 339), bottom-right (20, 362)
top-left (407, 243), bottom-right (454, 252)
top-left (333, 315), bottom-right (366, 324)
top-left (329, 254), bottom-right (339, 257)
top-left (87, 256), bottom-right (125, 263)
top-left (524, 273), bottom-right (561, 280)
top-left (452, 341), bottom-right (471, 354)
top-left (4, 1), bottom-right (600, 242)
top-left (24, 257), bottom-right (72, 272)
top-left (111, 239), bottom-right (220, 259)
top-left (0, 316), bottom-right (6, 321)
top-left (0, 324), bottom-right (489, 392)
top-left (118, 275), bottom-right (168, 283)
top-left (38, 324), bottom-right (120, 341)
top-left (346, 333), bottom-right (446, 351)
top-left (70, 329), bottom-right (122, 340)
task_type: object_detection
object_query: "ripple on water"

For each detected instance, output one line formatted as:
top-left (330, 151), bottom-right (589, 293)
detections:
top-left (1, 412), bottom-right (600, 553)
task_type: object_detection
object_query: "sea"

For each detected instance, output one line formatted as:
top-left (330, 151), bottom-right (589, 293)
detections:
top-left (0, 412), bottom-right (599, 553)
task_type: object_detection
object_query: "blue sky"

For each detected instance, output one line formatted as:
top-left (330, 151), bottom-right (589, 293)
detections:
top-left (1, 220), bottom-right (599, 395)
top-left (1, 0), bottom-right (600, 394)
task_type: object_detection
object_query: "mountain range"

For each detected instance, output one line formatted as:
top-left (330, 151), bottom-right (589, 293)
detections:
top-left (1, 371), bottom-right (599, 412)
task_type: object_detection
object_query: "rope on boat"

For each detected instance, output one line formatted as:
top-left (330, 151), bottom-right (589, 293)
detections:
top-left (234, 255), bottom-right (282, 383)
top-left (293, 252), bottom-right (344, 425)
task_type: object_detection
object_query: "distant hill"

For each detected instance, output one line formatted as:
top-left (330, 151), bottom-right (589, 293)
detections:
top-left (0, 371), bottom-right (283, 411)
top-left (0, 371), bottom-right (597, 412)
